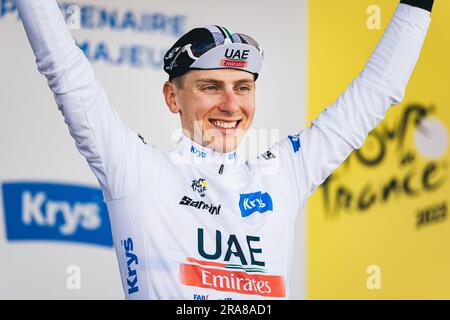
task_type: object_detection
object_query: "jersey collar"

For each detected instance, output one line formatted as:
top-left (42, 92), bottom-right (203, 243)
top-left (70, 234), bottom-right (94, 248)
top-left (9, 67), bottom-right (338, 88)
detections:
top-left (174, 134), bottom-right (243, 165)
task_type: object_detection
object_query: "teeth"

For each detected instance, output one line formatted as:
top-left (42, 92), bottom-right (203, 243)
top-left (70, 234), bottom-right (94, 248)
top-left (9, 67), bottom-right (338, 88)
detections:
top-left (211, 120), bottom-right (238, 129)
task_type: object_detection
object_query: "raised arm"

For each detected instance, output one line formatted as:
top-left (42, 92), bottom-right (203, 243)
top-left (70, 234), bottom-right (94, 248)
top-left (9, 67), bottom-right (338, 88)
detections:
top-left (16, 0), bottom-right (141, 201)
top-left (285, 1), bottom-right (433, 209)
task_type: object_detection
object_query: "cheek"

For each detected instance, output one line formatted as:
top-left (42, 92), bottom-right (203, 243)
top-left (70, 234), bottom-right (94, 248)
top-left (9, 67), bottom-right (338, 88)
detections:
top-left (188, 106), bottom-right (214, 131)
top-left (242, 97), bottom-right (256, 120)
top-left (193, 97), bottom-right (218, 120)
top-left (196, 103), bottom-right (214, 122)
top-left (181, 93), bottom-right (210, 121)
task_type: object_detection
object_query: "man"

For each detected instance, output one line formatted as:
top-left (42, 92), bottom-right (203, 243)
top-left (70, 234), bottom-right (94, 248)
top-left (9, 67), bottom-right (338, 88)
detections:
top-left (16, 0), bottom-right (434, 299)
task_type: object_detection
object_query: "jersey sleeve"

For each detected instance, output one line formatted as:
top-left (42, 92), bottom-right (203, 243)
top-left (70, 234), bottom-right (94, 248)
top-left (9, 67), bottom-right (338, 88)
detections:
top-left (16, 0), bottom-right (144, 201)
top-left (280, 2), bottom-right (432, 210)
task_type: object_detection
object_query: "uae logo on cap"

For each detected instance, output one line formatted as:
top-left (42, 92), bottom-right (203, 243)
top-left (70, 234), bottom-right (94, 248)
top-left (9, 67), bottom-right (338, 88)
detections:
top-left (221, 49), bottom-right (249, 68)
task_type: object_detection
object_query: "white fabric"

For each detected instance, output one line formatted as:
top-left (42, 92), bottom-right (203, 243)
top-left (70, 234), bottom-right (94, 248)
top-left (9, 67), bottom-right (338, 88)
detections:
top-left (16, 0), bottom-right (431, 299)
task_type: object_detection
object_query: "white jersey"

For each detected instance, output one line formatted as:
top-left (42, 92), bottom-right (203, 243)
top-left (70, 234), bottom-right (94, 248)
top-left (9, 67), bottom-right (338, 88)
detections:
top-left (16, 0), bottom-right (431, 299)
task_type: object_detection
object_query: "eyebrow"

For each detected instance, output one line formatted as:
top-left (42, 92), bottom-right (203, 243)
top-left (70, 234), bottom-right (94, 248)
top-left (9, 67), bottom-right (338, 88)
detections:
top-left (195, 78), bottom-right (255, 86)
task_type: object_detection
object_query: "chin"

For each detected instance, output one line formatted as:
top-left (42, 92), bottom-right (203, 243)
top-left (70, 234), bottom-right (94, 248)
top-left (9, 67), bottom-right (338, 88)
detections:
top-left (206, 134), bottom-right (242, 153)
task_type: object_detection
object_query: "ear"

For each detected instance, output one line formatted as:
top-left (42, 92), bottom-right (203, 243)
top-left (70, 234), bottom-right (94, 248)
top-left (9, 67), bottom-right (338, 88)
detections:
top-left (163, 81), bottom-right (181, 114)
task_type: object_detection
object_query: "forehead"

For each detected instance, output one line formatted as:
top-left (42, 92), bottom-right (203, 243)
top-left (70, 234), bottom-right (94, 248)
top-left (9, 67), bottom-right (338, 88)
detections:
top-left (185, 69), bottom-right (254, 84)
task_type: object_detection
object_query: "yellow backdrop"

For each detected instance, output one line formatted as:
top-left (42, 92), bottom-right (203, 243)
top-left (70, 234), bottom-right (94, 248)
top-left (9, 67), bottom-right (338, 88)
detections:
top-left (308, 0), bottom-right (450, 299)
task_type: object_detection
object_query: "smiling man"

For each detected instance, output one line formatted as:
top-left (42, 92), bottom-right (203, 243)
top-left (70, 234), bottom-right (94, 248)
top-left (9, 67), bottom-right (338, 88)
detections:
top-left (16, 0), bottom-right (434, 299)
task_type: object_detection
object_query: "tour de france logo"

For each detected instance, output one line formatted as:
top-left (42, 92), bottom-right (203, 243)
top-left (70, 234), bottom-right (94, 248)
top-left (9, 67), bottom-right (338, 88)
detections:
top-left (192, 178), bottom-right (207, 197)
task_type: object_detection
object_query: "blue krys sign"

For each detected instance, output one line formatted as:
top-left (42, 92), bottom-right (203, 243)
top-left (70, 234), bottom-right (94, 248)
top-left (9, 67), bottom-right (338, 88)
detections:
top-left (239, 192), bottom-right (273, 218)
top-left (2, 182), bottom-right (113, 247)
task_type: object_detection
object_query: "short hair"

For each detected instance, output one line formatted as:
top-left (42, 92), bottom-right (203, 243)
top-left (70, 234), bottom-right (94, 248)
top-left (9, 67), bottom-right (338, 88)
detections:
top-left (171, 73), bottom-right (186, 89)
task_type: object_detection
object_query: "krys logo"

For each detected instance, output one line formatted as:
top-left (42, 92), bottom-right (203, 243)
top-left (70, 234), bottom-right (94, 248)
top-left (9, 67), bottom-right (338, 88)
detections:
top-left (239, 192), bottom-right (273, 218)
top-left (1, 182), bottom-right (113, 247)
top-left (121, 237), bottom-right (139, 295)
top-left (190, 145), bottom-right (207, 158)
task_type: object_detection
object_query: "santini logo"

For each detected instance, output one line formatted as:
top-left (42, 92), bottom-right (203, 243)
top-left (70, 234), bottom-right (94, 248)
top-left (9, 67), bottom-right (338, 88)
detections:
top-left (1, 182), bottom-right (113, 247)
top-left (239, 192), bottom-right (273, 218)
top-left (179, 196), bottom-right (221, 215)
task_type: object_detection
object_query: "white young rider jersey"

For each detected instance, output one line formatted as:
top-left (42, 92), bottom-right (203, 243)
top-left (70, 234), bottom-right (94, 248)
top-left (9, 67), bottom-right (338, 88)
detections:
top-left (17, 0), bottom-right (431, 299)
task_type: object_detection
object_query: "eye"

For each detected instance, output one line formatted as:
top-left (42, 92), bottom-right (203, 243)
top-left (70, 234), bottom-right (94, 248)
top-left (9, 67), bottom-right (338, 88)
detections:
top-left (237, 85), bottom-right (251, 93)
top-left (203, 85), bottom-right (219, 92)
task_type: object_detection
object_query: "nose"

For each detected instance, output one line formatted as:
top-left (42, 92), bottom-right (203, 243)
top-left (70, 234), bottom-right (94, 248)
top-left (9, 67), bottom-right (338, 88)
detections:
top-left (218, 88), bottom-right (239, 114)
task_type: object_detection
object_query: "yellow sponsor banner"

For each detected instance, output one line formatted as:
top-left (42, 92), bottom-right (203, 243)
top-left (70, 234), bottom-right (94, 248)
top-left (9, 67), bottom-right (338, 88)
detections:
top-left (308, 0), bottom-right (450, 299)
